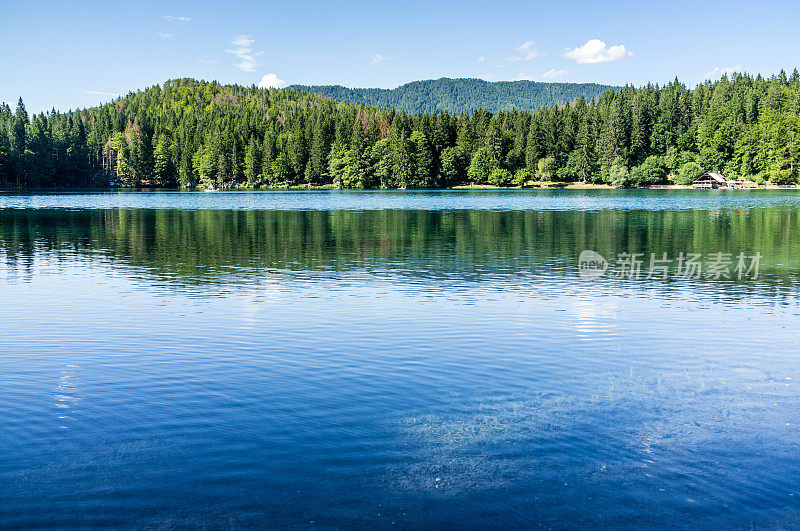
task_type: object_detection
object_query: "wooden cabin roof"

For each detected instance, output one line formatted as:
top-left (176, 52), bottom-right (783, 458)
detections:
top-left (695, 172), bottom-right (727, 183)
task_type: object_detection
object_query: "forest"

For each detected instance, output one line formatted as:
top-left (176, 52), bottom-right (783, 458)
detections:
top-left (1, 70), bottom-right (800, 190)
top-left (288, 78), bottom-right (616, 114)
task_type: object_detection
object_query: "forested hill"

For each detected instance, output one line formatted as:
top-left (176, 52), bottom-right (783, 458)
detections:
top-left (288, 78), bottom-right (617, 114)
top-left (2, 70), bottom-right (800, 191)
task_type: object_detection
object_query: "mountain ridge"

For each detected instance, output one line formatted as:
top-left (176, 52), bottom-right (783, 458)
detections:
top-left (288, 77), bottom-right (618, 114)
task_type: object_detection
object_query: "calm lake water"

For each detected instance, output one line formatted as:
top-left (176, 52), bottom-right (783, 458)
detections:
top-left (1, 189), bottom-right (799, 528)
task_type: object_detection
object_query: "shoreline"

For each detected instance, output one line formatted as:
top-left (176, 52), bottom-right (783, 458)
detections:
top-left (1, 183), bottom-right (798, 193)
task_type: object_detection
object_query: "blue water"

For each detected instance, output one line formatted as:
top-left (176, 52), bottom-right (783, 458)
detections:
top-left (1, 190), bottom-right (799, 528)
top-left (2, 188), bottom-right (800, 211)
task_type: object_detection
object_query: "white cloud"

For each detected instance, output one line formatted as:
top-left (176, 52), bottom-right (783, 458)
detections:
top-left (508, 41), bottom-right (540, 62)
top-left (226, 34), bottom-right (262, 72)
top-left (198, 58), bottom-right (217, 64)
top-left (371, 53), bottom-right (387, 64)
top-left (163, 15), bottom-right (191, 22)
top-left (258, 73), bottom-right (286, 89)
top-left (704, 64), bottom-right (745, 80)
top-left (478, 56), bottom-right (485, 63)
top-left (85, 90), bottom-right (119, 97)
top-left (515, 69), bottom-right (568, 82)
top-left (156, 32), bottom-right (173, 39)
top-left (564, 39), bottom-right (633, 64)
top-left (232, 35), bottom-right (254, 47)
top-left (541, 68), bottom-right (568, 79)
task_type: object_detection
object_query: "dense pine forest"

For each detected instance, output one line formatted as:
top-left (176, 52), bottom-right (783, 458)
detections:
top-left (1, 71), bottom-right (800, 190)
top-left (288, 78), bottom-right (616, 114)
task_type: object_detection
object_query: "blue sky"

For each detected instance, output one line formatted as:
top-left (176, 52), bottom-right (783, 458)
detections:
top-left (2, 0), bottom-right (799, 113)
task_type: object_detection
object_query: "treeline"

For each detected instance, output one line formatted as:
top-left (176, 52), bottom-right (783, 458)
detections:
top-left (1, 71), bottom-right (800, 189)
top-left (288, 78), bottom-right (616, 114)
top-left (0, 99), bottom-right (91, 187)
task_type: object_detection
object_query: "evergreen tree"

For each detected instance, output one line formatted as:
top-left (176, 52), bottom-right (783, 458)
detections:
top-left (10, 97), bottom-right (28, 186)
top-left (153, 136), bottom-right (173, 185)
top-left (410, 130), bottom-right (434, 187)
top-left (244, 135), bottom-right (261, 186)
top-left (310, 114), bottom-right (331, 183)
top-left (439, 146), bottom-right (461, 186)
top-left (467, 148), bottom-right (491, 183)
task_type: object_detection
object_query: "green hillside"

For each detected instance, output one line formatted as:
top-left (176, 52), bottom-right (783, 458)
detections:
top-left (2, 71), bottom-right (800, 190)
top-left (288, 78), bottom-right (617, 114)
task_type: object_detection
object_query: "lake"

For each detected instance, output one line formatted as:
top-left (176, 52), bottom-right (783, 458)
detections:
top-left (1, 189), bottom-right (799, 528)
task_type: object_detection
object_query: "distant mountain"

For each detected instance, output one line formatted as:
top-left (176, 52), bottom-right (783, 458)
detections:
top-left (288, 78), bottom-right (618, 114)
